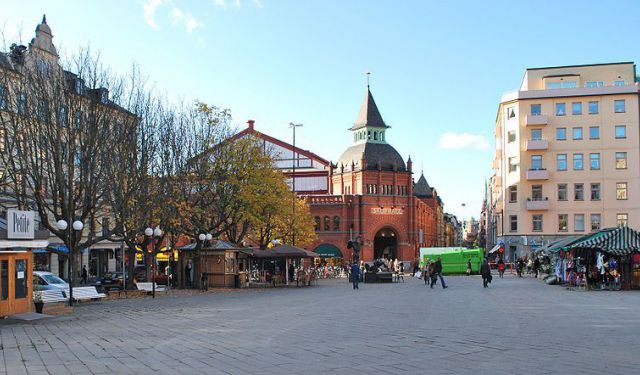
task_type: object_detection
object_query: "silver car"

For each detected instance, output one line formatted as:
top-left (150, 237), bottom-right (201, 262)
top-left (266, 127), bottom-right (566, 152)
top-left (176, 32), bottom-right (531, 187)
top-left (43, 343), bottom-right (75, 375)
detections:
top-left (34, 271), bottom-right (69, 296)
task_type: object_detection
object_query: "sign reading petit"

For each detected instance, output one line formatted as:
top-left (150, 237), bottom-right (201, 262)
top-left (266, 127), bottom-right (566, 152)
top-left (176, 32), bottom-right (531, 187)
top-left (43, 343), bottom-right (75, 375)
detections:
top-left (7, 209), bottom-right (35, 239)
top-left (371, 207), bottom-right (404, 215)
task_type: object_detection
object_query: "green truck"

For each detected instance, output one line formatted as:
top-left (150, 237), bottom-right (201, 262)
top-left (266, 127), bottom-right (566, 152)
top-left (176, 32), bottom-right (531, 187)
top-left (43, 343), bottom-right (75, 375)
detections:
top-left (419, 247), bottom-right (485, 275)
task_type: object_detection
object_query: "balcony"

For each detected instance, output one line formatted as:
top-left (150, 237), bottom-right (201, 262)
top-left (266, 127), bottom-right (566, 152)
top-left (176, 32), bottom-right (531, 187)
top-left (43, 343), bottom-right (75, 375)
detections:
top-left (525, 114), bottom-right (548, 126)
top-left (526, 169), bottom-right (549, 180)
top-left (526, 197), bottom-right (549, 210)
top-left (526, 139), bottom-right (549, 151)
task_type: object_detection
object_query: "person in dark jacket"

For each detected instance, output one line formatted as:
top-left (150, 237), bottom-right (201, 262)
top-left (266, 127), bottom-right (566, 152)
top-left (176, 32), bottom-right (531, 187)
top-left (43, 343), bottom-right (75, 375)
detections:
top-left (480, 259), bottom-right (492, 288)
top-left (431, 257), bottom-right (447, 289)
top-left (533, 257), bottom-right (541, 278)
top-left (350, 262), bottom-right (360, 290)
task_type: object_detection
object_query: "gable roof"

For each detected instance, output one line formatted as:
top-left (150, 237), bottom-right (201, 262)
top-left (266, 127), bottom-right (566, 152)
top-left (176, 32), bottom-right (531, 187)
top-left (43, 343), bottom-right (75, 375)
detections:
top-left (413, 173), bottom-right (432, 197)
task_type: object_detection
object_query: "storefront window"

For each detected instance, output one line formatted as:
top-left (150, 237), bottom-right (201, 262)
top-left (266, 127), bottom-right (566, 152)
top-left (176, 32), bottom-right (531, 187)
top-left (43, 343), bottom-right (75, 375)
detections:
top-left (14, 259), bottom-right (27, 299)
top-left (34, 252), bottom-right (50, 271)
top-left (1, 260), bottom-right (8, 300)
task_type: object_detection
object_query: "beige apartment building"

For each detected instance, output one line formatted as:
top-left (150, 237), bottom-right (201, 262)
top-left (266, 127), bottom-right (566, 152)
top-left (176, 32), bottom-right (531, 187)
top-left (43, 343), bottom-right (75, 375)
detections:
top-left (489, 62), bottom-right (640, 259)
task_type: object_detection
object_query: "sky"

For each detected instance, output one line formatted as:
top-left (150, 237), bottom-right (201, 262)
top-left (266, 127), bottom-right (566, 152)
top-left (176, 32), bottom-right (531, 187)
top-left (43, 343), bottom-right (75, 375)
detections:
top-left (1, 0), bottom-right (639, 220)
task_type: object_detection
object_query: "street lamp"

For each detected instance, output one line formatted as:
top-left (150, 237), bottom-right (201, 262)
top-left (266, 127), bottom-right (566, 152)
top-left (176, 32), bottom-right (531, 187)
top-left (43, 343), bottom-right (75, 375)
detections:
top-left (145, 226), bottom-right (162, 298)
top-left (56, 219), bottom-right (84, 306)
top-left (198, 233), bottom-right (212, 291)
top-left (289, 122), bottom-right (303, 246)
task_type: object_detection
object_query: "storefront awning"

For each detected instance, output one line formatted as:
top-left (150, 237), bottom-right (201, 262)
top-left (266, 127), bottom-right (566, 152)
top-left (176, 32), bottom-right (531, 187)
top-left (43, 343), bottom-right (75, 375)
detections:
top-left (0, 239), bottom-right (49, 249)
top-left (570, 226), bottom-right (640, 256)
top-left (538, 236), bottom-right (582, 254)
top-left (47, 245), bottom-right (69, 254)
top-left (313, 244), bottom-right (342, 258)
top-left (488, 244), bottom-right (501, 254)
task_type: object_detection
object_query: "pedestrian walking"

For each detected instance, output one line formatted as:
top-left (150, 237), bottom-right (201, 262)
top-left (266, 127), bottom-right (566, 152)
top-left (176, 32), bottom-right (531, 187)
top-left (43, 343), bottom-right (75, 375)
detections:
top-left (431, 256), bottom-right (447, 289)
top-left (533, 257), bottom-right (541, 278)
top-left (466, 259), bottom-right (472, 276)
top-left (481, 259), bottom-right (491, 288)
top-left (423, 260), bottom-right (430, 285)
top-left (350, 262), bottom-right (360, 290)
top-left (497, 257), bottom-right (505, 278)
top-left (81, 265), bottom-right (88, 285)
top-left (398, 262), bottom-right (404, 282)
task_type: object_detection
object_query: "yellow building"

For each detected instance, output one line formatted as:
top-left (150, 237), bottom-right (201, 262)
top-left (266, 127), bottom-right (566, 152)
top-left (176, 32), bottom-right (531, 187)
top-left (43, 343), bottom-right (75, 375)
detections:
top-left (490, 62), bottom-right (639, 259)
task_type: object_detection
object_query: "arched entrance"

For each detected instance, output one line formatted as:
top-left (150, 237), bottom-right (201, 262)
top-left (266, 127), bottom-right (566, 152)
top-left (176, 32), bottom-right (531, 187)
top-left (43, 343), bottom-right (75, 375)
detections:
top-left (374, 227), bottom-right (398, 260)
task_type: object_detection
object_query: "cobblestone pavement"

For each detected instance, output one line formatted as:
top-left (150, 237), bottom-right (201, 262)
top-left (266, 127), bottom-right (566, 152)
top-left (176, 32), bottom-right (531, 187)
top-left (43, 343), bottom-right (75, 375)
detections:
top-left (2, 274), bottom-right (640, 374)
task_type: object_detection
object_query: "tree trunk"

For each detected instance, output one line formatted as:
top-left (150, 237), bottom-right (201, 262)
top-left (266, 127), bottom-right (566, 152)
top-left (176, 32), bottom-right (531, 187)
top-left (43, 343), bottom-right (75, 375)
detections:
top-left (127, 245), bottom-right (136, 289)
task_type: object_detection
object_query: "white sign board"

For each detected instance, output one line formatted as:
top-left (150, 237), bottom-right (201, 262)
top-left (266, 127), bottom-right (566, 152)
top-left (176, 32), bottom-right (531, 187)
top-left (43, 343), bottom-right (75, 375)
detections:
top-left (7, 210), bottom-right (35, 239)
top-left (371, 207), bottom-right (404, 215)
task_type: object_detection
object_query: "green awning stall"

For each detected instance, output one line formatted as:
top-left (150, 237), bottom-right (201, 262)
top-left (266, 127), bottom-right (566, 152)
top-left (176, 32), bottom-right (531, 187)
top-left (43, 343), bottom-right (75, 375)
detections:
top-left (313, 244), bottom-right (342, 258)
top-left (569, 226), bottom-right (640, 256)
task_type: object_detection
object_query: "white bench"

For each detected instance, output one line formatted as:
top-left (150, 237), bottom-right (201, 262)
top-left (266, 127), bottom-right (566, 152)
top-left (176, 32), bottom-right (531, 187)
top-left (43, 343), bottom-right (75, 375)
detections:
top-left (35, 289), bottom-right (67, 303)
top-left (64, 287), bottom-right (107, 301)
top-left (136, 282), bottom-right (166, 293)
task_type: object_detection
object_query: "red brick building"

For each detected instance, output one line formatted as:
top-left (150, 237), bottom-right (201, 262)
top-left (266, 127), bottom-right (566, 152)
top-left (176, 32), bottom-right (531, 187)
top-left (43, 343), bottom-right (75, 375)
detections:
top-left (234, 87), bottom-right (439, 263)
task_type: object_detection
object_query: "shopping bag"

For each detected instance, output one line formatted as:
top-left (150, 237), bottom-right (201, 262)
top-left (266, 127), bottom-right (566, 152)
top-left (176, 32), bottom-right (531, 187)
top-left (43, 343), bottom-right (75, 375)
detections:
top-left (415, 271), bottom-right (422, 279)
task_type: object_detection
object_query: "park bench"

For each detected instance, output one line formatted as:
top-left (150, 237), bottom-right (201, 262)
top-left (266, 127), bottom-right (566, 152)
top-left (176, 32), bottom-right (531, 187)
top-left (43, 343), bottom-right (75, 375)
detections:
top-left (136, 282), bottom-right (166, 293)
top-left (67, 286), bottom-right (107, 301)
top-left (35, 289), bottom-right (67, 303)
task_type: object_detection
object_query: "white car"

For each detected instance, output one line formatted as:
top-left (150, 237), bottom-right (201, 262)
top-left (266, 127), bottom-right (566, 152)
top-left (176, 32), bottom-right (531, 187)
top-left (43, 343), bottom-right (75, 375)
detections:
top-left (34, 271), bottom-right (69, 295)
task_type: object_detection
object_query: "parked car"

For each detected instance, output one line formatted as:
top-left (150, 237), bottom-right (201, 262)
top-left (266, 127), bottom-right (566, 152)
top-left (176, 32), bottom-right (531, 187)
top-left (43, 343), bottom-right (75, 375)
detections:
top-left (34, 271), bottom-right (69, 294)
top-left (94, 272), bottom-right (124, 292)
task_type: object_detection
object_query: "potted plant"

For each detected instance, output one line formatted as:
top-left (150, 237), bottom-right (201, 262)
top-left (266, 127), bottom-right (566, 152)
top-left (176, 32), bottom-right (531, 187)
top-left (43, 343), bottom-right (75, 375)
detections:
top-left (33, 289), bottom-right (44, 313)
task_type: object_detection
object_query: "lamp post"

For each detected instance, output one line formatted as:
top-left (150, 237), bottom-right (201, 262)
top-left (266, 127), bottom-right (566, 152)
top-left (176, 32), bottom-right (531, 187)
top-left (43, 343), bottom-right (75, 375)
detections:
top-left (289, 122), bottom-right (303, 246)
top-left (145, 226), bottom-right (162, 299)
top-left (198, 233), bottom-right (212, 291)
top-left (56, 219), bottom-right (84, 306)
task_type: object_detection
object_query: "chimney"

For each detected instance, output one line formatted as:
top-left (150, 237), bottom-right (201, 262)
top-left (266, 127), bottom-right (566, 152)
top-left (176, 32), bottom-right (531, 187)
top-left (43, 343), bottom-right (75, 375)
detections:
top-left (247, 119), bottom-right (255, 130)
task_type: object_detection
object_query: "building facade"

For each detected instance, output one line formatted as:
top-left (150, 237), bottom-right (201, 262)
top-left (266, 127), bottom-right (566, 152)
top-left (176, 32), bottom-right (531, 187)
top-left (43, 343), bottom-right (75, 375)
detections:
top-left (489, 62), bottom-right (640, 259)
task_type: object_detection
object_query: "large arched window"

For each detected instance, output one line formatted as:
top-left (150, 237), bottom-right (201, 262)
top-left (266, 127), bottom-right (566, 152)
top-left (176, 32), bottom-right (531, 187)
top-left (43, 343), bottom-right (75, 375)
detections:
top-left (314, 216), bottom-right (321, 231)
top-left (333, 216), bottom-right (340, 231)
top-left (323, 216), bottom-right (330, 231)
top-left (373, 131), bottom-right (378, 140)
top-left (381, 132), bottom-right (385, 142)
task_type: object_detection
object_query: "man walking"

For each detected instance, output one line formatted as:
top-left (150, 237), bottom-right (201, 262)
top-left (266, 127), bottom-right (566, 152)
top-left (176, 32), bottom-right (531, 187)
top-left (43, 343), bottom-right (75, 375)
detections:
top-left (350, 262), bottom-right (360, 290)
top-left (481, 259), bottom-right (491, 288)
top-left (431, 257), bottom-right (447, 289)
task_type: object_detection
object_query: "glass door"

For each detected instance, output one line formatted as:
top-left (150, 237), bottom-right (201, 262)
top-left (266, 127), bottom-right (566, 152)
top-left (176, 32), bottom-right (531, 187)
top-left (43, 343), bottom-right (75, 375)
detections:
top-left (0, 260), bottom-right (9, 316)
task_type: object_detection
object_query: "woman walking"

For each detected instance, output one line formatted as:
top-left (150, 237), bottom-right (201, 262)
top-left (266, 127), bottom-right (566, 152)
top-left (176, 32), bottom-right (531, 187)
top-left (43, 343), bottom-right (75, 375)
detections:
top-left (480, 259), bottom-right (492, 288)
top-left (497, 257), bottom-right (505, 278)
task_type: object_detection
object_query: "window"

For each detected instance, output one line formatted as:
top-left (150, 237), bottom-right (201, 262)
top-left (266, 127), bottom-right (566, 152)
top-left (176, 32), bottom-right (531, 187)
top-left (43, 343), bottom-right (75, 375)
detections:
top-left (532, 215), bottom-right (543, 232)
top-left (616, 182), bottom-right (627, 200)
top-left (75, 79), bottom-right (84, 95)
top-left (102, 218), bottom-right (110, 237)
top-left (508, 131), bottom-right (516, 143)
top-left (558, 184), bottom-right (568, 201)
top-left (572, 102), bottom-right (582, 115)
top-left (323, 216), bottom-right (330, 231)
top-left (591, 214), bottom-right (601, 231)
top-left (0, 85), bottom-right (7, 111)
top-left (531, 185), bottom-right (543, 200)
top-left (333, 216), bottom-right (340, 231)
top-left (585, 81), bottom-right (604, 88)
top-left (17, 93), bottom-right (26, 115)
top-left (589, 126), bottom-right (599, 140)
top-left (509, 215), bottom-right (517, 232)
top-left (37, 99), bottom-right (47, 122)
top-left (572, 127), bottom-right (583, 140)
top-left (558, 214), bottom-right (568, 232)
top-left (614, 100), bottom-right (625, 113)
top-left (614, 80), bottom-right (625, 86)
top-left (367, 130), bottom-right (371, 140)
top-left (557, 154), bottom-right (567, 171)
top-left (508, 107), bottom-right (516, 118)
top-left (573, 153), bottom-right (583, 170)
top-left (530, 128), bottom-right (542, 140)
top-left (616, 152), bottom-right (627, 169)
top-left (574, 214), bottom-right (585, 232)
top-left (509, 185), bottom-right (517, 203)
top-left (314, 217), bottom-right (320, 231)
top-left (588, 101), bottom-right (599, 114)
top-left (531, 155), bottom-right (542, 170)
top-left (574, 183), bottom-right (584, 201)
top-left (615, 125), bottom-right (626, 139)
top-left (555, 103), bottom-right (566, 116)
top-left (556, 128), bottom-right (567, 140)
top-left (373, 131), bottom-right (378, 141)
top-left (59, 106), bottom-right (68, 127)
top-left (591, 183), bottom-right (601, 201)
top-left (508, 157), bottom-right (518, 173)
top-left (589, 153), bottom-right (600, 170)
top-left (547, 81), bottom-right (577, 89)
top-left (617, 213), bottom-right (628, 227)
top-left (531, 104), bottom-right (541, 116)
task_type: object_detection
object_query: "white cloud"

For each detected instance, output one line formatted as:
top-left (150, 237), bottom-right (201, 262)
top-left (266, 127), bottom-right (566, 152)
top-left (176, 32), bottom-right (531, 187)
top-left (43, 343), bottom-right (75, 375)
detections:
top-left (212, 0), bottom-right (262, 8)
top-left (169, 7), bottom-right (203, 33)
top-left (212, 0), bottom-right (227, 7)
top-left (143, 0), bottom-right (166, 29)
top-left (438, 132), bottom-right (491, 150)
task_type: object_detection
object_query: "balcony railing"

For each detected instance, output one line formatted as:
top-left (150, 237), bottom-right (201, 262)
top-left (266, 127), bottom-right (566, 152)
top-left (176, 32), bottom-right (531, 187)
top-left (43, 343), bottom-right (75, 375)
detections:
top-left (525, 114), bottom-right (548, 126)
top-left (526, 139), bottom-right (549, 151)
top-left (526, 197), bottom-right (549, 210)
top-left (526, 169), bottom-right (549, 180)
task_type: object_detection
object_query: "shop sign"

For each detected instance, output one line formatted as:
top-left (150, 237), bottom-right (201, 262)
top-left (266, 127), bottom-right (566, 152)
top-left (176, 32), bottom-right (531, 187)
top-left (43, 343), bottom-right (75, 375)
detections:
top-left (7, 209), bottom-right (35, 239)
top-left (371, 207), bottom-right (404, 215)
